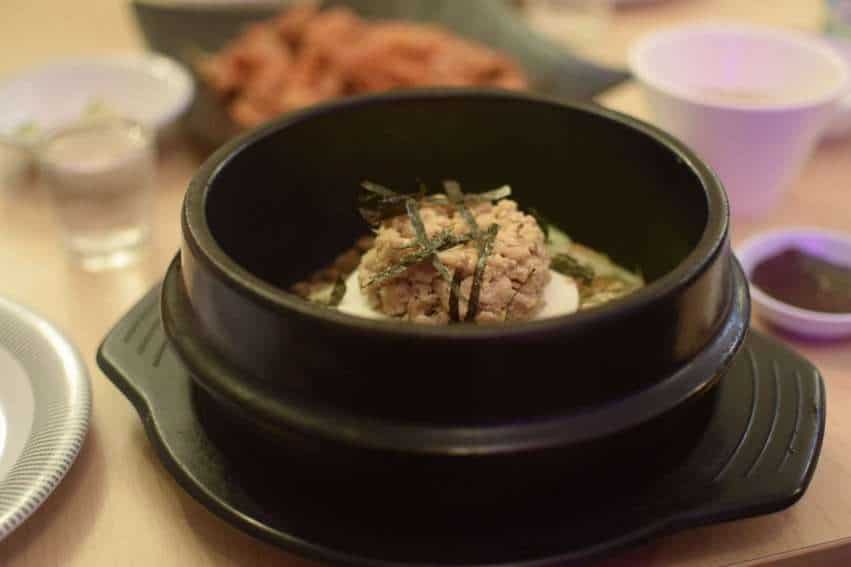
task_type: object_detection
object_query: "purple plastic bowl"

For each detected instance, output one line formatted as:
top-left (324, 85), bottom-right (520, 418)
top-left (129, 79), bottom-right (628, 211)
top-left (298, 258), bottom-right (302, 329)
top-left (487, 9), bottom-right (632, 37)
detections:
top-left (736, 227), bottom-right (851, 339)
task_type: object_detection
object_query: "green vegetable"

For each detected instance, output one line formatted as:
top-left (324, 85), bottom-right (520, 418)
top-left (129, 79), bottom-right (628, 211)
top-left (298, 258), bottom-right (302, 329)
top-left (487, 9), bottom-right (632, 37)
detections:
top-left (551, 253), bottom-right (595, 286)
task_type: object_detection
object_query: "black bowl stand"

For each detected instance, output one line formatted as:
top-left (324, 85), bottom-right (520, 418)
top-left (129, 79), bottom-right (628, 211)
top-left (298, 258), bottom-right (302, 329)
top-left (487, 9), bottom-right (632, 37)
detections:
top-left (98, 286), bottom-right (826, 566)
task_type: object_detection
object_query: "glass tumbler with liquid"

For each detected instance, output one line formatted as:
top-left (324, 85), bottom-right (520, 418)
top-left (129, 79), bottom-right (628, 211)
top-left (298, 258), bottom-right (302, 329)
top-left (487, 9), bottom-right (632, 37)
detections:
top-left (39, 119), bottom-right (154, 271)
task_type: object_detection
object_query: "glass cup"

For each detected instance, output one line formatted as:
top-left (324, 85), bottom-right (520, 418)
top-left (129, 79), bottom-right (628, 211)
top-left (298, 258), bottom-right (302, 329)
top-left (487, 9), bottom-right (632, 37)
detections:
top-left (38, 118), bottom-right (155, 271)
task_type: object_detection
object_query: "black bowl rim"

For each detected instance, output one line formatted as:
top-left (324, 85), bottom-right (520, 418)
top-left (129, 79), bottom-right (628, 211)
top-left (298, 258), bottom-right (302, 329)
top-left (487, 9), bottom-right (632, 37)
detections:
top-left (182, 88), bottom-right (729, 340)
top-left (162, 255), bottom-right (750, 455)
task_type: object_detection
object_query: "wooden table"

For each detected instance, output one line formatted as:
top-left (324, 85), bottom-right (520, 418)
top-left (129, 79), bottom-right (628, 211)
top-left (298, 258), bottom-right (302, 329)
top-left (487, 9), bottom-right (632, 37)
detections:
top-left (1, 1), bottom-right (849, 565)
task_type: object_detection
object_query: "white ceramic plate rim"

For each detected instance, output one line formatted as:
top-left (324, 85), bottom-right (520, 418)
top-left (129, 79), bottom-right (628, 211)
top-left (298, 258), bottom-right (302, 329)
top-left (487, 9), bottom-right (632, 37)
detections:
top-left (0, 347), bottom-right (35, 482)
top-left (735, 227), bottom-right (851, 325)
top-left (0, 52), bottom-right (194, 142)
top-left (0, 297), bottom-right (91, 541)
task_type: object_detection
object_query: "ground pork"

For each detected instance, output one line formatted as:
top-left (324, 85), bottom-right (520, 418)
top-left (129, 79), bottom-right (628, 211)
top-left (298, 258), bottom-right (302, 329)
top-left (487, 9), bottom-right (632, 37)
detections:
top-left (358, 199), bottom-right (551, 324)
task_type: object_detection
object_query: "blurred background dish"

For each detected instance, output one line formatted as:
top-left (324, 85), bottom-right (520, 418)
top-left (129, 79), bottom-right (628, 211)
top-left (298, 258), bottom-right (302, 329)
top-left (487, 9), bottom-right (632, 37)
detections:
top-left (196, 4), bottom-right (531, 130)
top-left (132, 0), bottom-right (628, 148)
top-left (522, 0), bottom-right (612, 62)
top-left (0, 53), bottom-right (192, 190)
top-left (736, 227), bottom-right (851, 340)
top-left (629, 22), bottom-right (849, 219)
top-left (0, 53), bottom-right (193, 147)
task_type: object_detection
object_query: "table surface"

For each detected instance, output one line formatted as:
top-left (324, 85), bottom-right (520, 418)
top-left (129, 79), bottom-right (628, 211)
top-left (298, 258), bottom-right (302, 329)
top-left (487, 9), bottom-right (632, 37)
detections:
top-left (1, 1), bottom-right (850, 566)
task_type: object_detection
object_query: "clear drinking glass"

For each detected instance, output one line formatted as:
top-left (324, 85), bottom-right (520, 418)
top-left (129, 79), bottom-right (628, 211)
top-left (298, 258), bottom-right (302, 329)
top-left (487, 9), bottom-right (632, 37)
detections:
top-left (38, 118), bottom-right (154, 271)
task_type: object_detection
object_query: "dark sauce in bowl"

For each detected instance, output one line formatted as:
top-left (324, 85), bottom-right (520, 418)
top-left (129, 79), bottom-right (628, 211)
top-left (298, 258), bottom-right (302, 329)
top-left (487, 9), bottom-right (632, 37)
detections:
top-left (752, 248), bottom-right (851, 314)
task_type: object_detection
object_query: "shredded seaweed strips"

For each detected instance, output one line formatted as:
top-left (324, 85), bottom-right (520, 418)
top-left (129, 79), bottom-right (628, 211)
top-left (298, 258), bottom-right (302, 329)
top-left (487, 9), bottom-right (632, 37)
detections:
top-left (405, 198), bottom-right (457, 304)
top-left (357, 180), bottom-right (509, 322)
top-left (357, 180), bottom-right (425, 226)
top-left (466, 223), bottom-right (500, 321)
top-left (444, 180), bottom-right (501, 321)
top-left (364, 231), bottom-right (474, 289)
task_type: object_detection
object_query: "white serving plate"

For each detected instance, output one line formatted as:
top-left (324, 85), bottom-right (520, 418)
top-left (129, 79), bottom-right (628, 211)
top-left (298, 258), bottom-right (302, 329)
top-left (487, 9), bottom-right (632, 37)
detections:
top-left (0, 297), bottom-right (91, 540)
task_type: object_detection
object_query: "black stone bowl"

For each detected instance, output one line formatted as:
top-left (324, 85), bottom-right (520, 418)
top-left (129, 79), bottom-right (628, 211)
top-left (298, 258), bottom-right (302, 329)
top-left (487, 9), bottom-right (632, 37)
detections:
top-left (166, 89), bottom-right (747, 457)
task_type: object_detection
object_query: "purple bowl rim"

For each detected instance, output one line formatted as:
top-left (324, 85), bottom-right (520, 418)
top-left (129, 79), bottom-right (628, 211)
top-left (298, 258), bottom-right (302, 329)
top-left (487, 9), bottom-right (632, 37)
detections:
top-left (736, 226), bottom-right (851, 323)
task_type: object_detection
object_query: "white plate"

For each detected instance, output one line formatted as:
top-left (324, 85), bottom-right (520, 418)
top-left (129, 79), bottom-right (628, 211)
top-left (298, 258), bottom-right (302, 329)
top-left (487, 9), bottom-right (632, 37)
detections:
top-left (0, 53), bottom-right (194, 143)
top-left (0, 297), bottom-right (90, 540)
